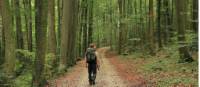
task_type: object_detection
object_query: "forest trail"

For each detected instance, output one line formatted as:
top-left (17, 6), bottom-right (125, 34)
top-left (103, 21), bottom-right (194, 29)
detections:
top-left (49, 47), bottom-right (132, 87)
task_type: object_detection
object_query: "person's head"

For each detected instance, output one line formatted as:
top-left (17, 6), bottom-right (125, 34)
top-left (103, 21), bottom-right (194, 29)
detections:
top-left (89, 43), bottom-right (96, 48)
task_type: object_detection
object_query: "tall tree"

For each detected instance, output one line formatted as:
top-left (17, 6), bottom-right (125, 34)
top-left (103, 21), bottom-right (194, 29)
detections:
top-left (191, 0), bottom-right (198, 51)
top-left (0, 0), bottom-right (16, 76)
top-left (57, 0), bottom-right (63, 54)
top-left (148, 0), bottom-right (156, 55)
top-left (47, 0), bottom-right (57, 64)
top-left (32, 0), bottom-right (48, 86)
top-left (175, 0), bottom-right (193, 62)
top-left (82, 0), bottom-right (88, 53)
top-left (60, 0), bottom-right (75, 68)
top-left (118, 0), bottom-right (125, 54)
top-left (157, 0), bottom-right (162, 49)
top-left (23, 0), bottom-right (33, 51)
top-left (15, 0), bottom-right (24, 49)
top-left (163, 0), bottom-right (170, 45)
top-left (88, 0), bottom-right (94, 45)
top-left (0, 12), bottom-right (4, 65)
top-left (192, 0), bottom-right (198, 33)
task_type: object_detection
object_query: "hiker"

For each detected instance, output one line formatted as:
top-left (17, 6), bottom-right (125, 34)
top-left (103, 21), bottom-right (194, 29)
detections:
top-left (85, 43), bottom-right (100, 85)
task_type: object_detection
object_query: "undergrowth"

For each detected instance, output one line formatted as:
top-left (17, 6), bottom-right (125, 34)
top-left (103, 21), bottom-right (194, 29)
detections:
top-left (120, 45), bottom-right (198, 87)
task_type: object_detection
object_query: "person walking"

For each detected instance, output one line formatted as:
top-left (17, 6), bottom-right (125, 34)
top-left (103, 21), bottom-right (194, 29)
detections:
top-left (85, 43), bottom-right (100, 85)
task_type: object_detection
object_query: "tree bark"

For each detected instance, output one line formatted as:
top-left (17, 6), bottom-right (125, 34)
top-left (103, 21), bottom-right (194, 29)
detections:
top-left (192, 0), bottom-right (198, 33)
top-left (47, 0), bottom-right (57, 64)
top-left (157, 0), bottom-right (162, 49)
top-left (118, 0), bottom-right (125, 54)
top-left (0, 9), bottom-right (5, 66)
top-left (23, 0), bottom-right (33, 51)
top-left (15, 0), bottom-right (24, 49)
top-left (148, 0), bottom-right (156, 55)
top-left (0, 0), bottom-right (16, 76)
top-left (32, 0), bottom-right (48, 86)
top-left (175, 0), bottom-right (193, 62)
top-left (60, 0), bottom-right (75, 68)
top-left (88, 0), bottom-right (94, 45)
top-left (82, 0), bottom-right (88, 53)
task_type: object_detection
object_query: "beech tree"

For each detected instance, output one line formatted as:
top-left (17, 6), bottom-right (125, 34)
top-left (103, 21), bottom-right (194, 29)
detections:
top-left (0, 0), bottom-right (16, 77)
top-left (32, 0), bottom-right (48, 86)
top-left (47, 0), bottom-right (57, 65)
top-left (15, 0), bottom-right (24, 49)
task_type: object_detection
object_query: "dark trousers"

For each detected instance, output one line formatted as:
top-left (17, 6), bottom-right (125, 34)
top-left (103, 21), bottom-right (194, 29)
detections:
top-left (88, 63), bottom-right (97, 82)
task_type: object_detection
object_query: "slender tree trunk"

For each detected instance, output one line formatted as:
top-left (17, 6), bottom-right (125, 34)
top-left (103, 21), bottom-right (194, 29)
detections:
top-left (88, 0), bottom-right (93, 45)
top-left (191, 0), bottom-right (198, 51)
top-left (82, 0), bottom-right (88, 53)
top-left (47, 0), bottom-right (57, 65)
top-left (0, 0), bottom-right (16, 76)
top-left (0, 13), bottom-right (3, 65)
top-left (118, 0), bottom-right (125, 54)
top-left (157, 0), bottom-right (162, 49)
top-left (168, 0), bottom-right (174, 43)
top-left (15, 0), bottom-right (24, 49)
top-left (23, 0), bottom-right (33, 51)
top-left (32, 0), bottom-right (48, 86)
top-left (192, 0), bottom-right (198, 33)
top-left (57, 0), bottom-right (63, 55)
top-left (163, 0), bottom-right (170, 45)
top-left (148, 0), bottom-right (156, 55)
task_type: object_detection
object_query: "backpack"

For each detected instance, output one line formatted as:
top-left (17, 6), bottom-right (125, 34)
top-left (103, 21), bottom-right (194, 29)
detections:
top-left (86, 48), bottom-right (96, 63)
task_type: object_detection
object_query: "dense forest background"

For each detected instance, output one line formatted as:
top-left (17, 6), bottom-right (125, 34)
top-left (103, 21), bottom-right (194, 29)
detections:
top-left (0, 0), bottom-right (198, 87)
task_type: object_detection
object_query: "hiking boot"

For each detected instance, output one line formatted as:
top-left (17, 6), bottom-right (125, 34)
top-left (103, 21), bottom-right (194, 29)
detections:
top-left (92, 80), bottom-right (95, 85)
top-left (89, 80), bottom-right (93, 85)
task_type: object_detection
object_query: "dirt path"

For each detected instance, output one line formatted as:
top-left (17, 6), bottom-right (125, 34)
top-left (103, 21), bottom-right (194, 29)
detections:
top-left (51, 47), bottom-right (128, 87)
top-left (76, 47), bottom-right (127, 87)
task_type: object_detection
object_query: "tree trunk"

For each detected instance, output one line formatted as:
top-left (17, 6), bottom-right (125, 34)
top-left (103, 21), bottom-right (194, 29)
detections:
top-left (82, 0), bottom-right (88, 53)
top-left (67, 0), bottom-right (78, 66)
top-left (47, 0), bottom-right (57, 65)
top-left (148, 0), bottom-right (156, 55)
top-left (60, 0), bottom-right (75, 68)
top-left (157, 0), bottom-right (162, 49)
top-left (175, 0), bottom-right (193, 63)
top-left (163, 0), bottom-right (170, 45)
top-left (15, 0), bottom-right (24, 49)
top-left (57, 0), bottom-right (63, 55)
top-left (23, 0), bottom-right (33, 51)
top-left (0, 10), bottom-right (5, 66)
top-left (192, 0), bottom-right (198, 33)
top-left (0, 13), bottom-right (2, 64)
top-left (88, 0), bottom-right (93, 45)
top-left (0, 0), bottom-right (16, 76)
top-left (118, 0), bottom-right (125, 54)
top-left (32, 0), bottom-right (48, 86)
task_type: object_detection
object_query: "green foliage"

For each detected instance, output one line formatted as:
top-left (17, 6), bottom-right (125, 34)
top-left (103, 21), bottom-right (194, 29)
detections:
top-left (14, 72), bottom-right (32, 87)
top-left (44, 53), bottom-right (56, 80)
top-left (16, 49), bottom-right (35, 61)
top-left (0, 72), bottom-right (13, 87)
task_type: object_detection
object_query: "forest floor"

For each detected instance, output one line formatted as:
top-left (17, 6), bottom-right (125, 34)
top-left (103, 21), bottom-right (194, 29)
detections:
top-left (47, 47), bottom-right (146, 87)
